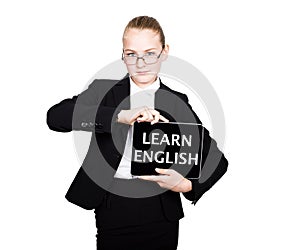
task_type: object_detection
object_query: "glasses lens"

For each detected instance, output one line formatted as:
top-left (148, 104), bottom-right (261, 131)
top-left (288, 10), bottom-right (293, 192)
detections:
top-left (124, 56), bottom-right (136, 65)
top-left (144, 56), bottom-right (157, 64)
top-left (123, 54), bottom-right (159, 65)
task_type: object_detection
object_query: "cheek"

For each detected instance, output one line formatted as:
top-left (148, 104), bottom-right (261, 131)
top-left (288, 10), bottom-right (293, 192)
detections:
top-left (148, 62), bottom-right (161, 73)
top-left (125, 64), bottom-right (136, 74)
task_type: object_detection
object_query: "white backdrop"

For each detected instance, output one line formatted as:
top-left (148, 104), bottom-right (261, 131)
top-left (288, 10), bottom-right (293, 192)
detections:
top-left (1, 0), bottom-right (299, 249)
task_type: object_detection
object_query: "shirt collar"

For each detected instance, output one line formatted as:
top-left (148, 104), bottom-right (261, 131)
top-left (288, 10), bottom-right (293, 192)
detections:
top-left (130, 77), bottom-right (160, 95)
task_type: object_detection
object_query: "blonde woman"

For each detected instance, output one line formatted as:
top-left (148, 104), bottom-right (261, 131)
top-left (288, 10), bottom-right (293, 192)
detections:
top-left (47, 16), bottom-right (228, 250)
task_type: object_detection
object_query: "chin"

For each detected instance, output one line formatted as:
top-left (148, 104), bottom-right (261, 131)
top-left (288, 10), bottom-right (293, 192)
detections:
top-left (132, 74), bottom-right (157, 85)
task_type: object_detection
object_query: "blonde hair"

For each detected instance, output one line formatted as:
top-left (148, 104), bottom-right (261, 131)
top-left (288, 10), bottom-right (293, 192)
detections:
top-left (123, 16), bottom-right (165, 46)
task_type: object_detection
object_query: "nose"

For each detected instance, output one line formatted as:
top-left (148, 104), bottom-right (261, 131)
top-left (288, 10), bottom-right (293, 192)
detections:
top-left (136, 57), bottom-right (145, 68)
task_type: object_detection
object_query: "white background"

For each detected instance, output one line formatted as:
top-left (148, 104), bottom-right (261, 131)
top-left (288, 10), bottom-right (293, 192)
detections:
top-left (1, 0), bottom-right (300, 249)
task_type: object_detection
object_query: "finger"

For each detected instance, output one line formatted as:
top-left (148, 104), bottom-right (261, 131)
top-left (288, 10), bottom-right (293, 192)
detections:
top-left (145, 110), bottom-right (154, 121)
top-left (147, 109), bottom-right (160, 124)
top-left (151, 113), bottom-right (160, 125)
top-left (140, 110), bottom-right (154, 121)
top-left (147, 110), bottom-right (162, 125)
top-left (137, 111), bottom-right (150, 122)
top-left (141, 110), bottom-right (150, 119)
top-left (147, 109), bottom-right (159, 115)
top-left (155, 168), bottom-right (171, 175)
top-left (138, 175), bottom-right (154, 181)
top-left (137, 116), bottom-right (152, 123)
top-left (159, 114), bottom-right (169, 123)
top-left (138, 175), bottom-right (164, 182)
top-left (145, 109), bottom-right (169, 123)
top-left (132, 107), bottom-right (147, 120)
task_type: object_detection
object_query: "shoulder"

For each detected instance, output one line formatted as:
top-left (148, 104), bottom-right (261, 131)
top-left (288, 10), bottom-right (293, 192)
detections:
top-left (86, 78), bottom-right (126, 99)
top-left (88, 75), bottom-right (129, 91)
top-left (160, 82), bottom-right (189, 103)
top-left (88, 79), bottom-right (119, 90)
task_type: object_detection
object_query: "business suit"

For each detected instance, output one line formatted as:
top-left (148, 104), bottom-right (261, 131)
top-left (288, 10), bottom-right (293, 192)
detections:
top-left (46, 76), bottom-right (228, 248)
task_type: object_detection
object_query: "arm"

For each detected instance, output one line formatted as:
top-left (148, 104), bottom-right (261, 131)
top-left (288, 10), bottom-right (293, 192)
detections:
top-left (137, 92), bottom-right (228, 204)
top-left (46, 79), bottom-right (118, 133)
top-left (182, 127), bottom-right (228, 205)
top-left (180, 94), bottom-right (228, 205)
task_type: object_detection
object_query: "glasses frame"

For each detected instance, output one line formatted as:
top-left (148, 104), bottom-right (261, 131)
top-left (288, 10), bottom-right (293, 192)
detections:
top-left (122, 45), bottom-right (165, 65)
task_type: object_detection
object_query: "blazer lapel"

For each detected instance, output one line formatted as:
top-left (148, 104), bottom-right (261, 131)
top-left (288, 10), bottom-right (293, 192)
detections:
top-left (112, 76), bottom-right (130, 109)
top-left (155, 79), bottom-right (176, 121)
top-left (110, 76), bottom-right (131, 158)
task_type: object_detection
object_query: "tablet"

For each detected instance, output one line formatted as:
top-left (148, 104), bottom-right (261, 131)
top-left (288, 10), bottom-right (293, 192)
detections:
top-left (131, 122), bottom-right (204, 179)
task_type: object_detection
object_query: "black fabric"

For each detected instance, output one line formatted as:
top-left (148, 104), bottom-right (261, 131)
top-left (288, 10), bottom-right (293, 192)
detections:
top-left (94, 189), bottom-right (180, 249)
top-left (94, 192), bottom-right (165, 229)
top-left (96, 218), bottom-right (179, 250)
top-left (47, 76), bottom-right (228, 209)
top-left (47, 76), bottom-right (229, 248)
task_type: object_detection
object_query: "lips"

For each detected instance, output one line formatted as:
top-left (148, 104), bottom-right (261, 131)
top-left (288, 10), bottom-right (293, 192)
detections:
top-left (136, 71), bottom-right (150, 75)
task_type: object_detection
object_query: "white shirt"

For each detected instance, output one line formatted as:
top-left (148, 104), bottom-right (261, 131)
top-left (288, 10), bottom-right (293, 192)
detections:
top-left (114, 77), bottom-right (160, 179)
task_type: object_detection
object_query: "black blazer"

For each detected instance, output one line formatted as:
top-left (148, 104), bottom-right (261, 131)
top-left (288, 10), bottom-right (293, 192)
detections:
top-left (46, 76), bottom-right (228, 223)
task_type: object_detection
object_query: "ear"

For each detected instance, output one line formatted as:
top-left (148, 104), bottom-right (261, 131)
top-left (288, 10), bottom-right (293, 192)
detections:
top-left (161, 44), bottom-right (169, 61)
top-left (121, 49), bottom-right (126, 64)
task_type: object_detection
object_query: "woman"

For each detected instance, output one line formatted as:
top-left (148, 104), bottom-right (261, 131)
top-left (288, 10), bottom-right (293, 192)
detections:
top-left (47, 16), bottom-right (228, 250)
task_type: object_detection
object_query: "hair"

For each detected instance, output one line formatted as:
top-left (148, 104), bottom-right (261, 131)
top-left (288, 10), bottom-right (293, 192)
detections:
top-left (123, 16), bottom-right (165, 46)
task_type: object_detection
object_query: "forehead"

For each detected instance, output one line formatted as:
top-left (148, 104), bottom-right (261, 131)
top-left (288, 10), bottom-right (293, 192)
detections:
top-left (123, 28), bottom-right (161, 50)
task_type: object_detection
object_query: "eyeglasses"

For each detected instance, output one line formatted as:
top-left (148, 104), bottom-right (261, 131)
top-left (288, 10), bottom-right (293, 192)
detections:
top-left (122, 45), bottom-right (165, 65)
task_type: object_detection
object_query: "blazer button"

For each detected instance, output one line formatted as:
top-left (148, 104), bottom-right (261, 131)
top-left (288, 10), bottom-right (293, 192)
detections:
top-left (95, 123), bottom-right (103, 129)
top-left (81, 122), bottom-right (88, 128)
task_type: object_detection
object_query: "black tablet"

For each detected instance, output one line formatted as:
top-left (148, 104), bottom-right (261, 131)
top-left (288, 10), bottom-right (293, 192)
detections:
top-left (131, 122), bottom-right (204, 179)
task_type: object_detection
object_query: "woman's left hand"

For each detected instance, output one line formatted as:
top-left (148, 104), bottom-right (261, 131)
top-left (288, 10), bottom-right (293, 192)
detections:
top-left (138, 168), bottom-right (192, 193)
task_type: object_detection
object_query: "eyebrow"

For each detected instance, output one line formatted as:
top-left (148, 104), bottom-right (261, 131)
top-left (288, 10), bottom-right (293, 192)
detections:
top-left (123, 48), bottom-right (157, 52)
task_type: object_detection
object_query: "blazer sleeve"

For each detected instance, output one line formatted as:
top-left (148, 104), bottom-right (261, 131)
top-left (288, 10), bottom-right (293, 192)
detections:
top-left (46, 79), bottom-right (118, 133)
top-left (179, 94), bottom-right (229, 205)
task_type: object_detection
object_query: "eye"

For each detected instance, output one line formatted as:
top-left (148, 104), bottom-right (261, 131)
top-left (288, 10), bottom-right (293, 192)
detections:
top-left (145, 52), bottom-right (156, 56)
top-left (126, 53), bottom-right (136, 57)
